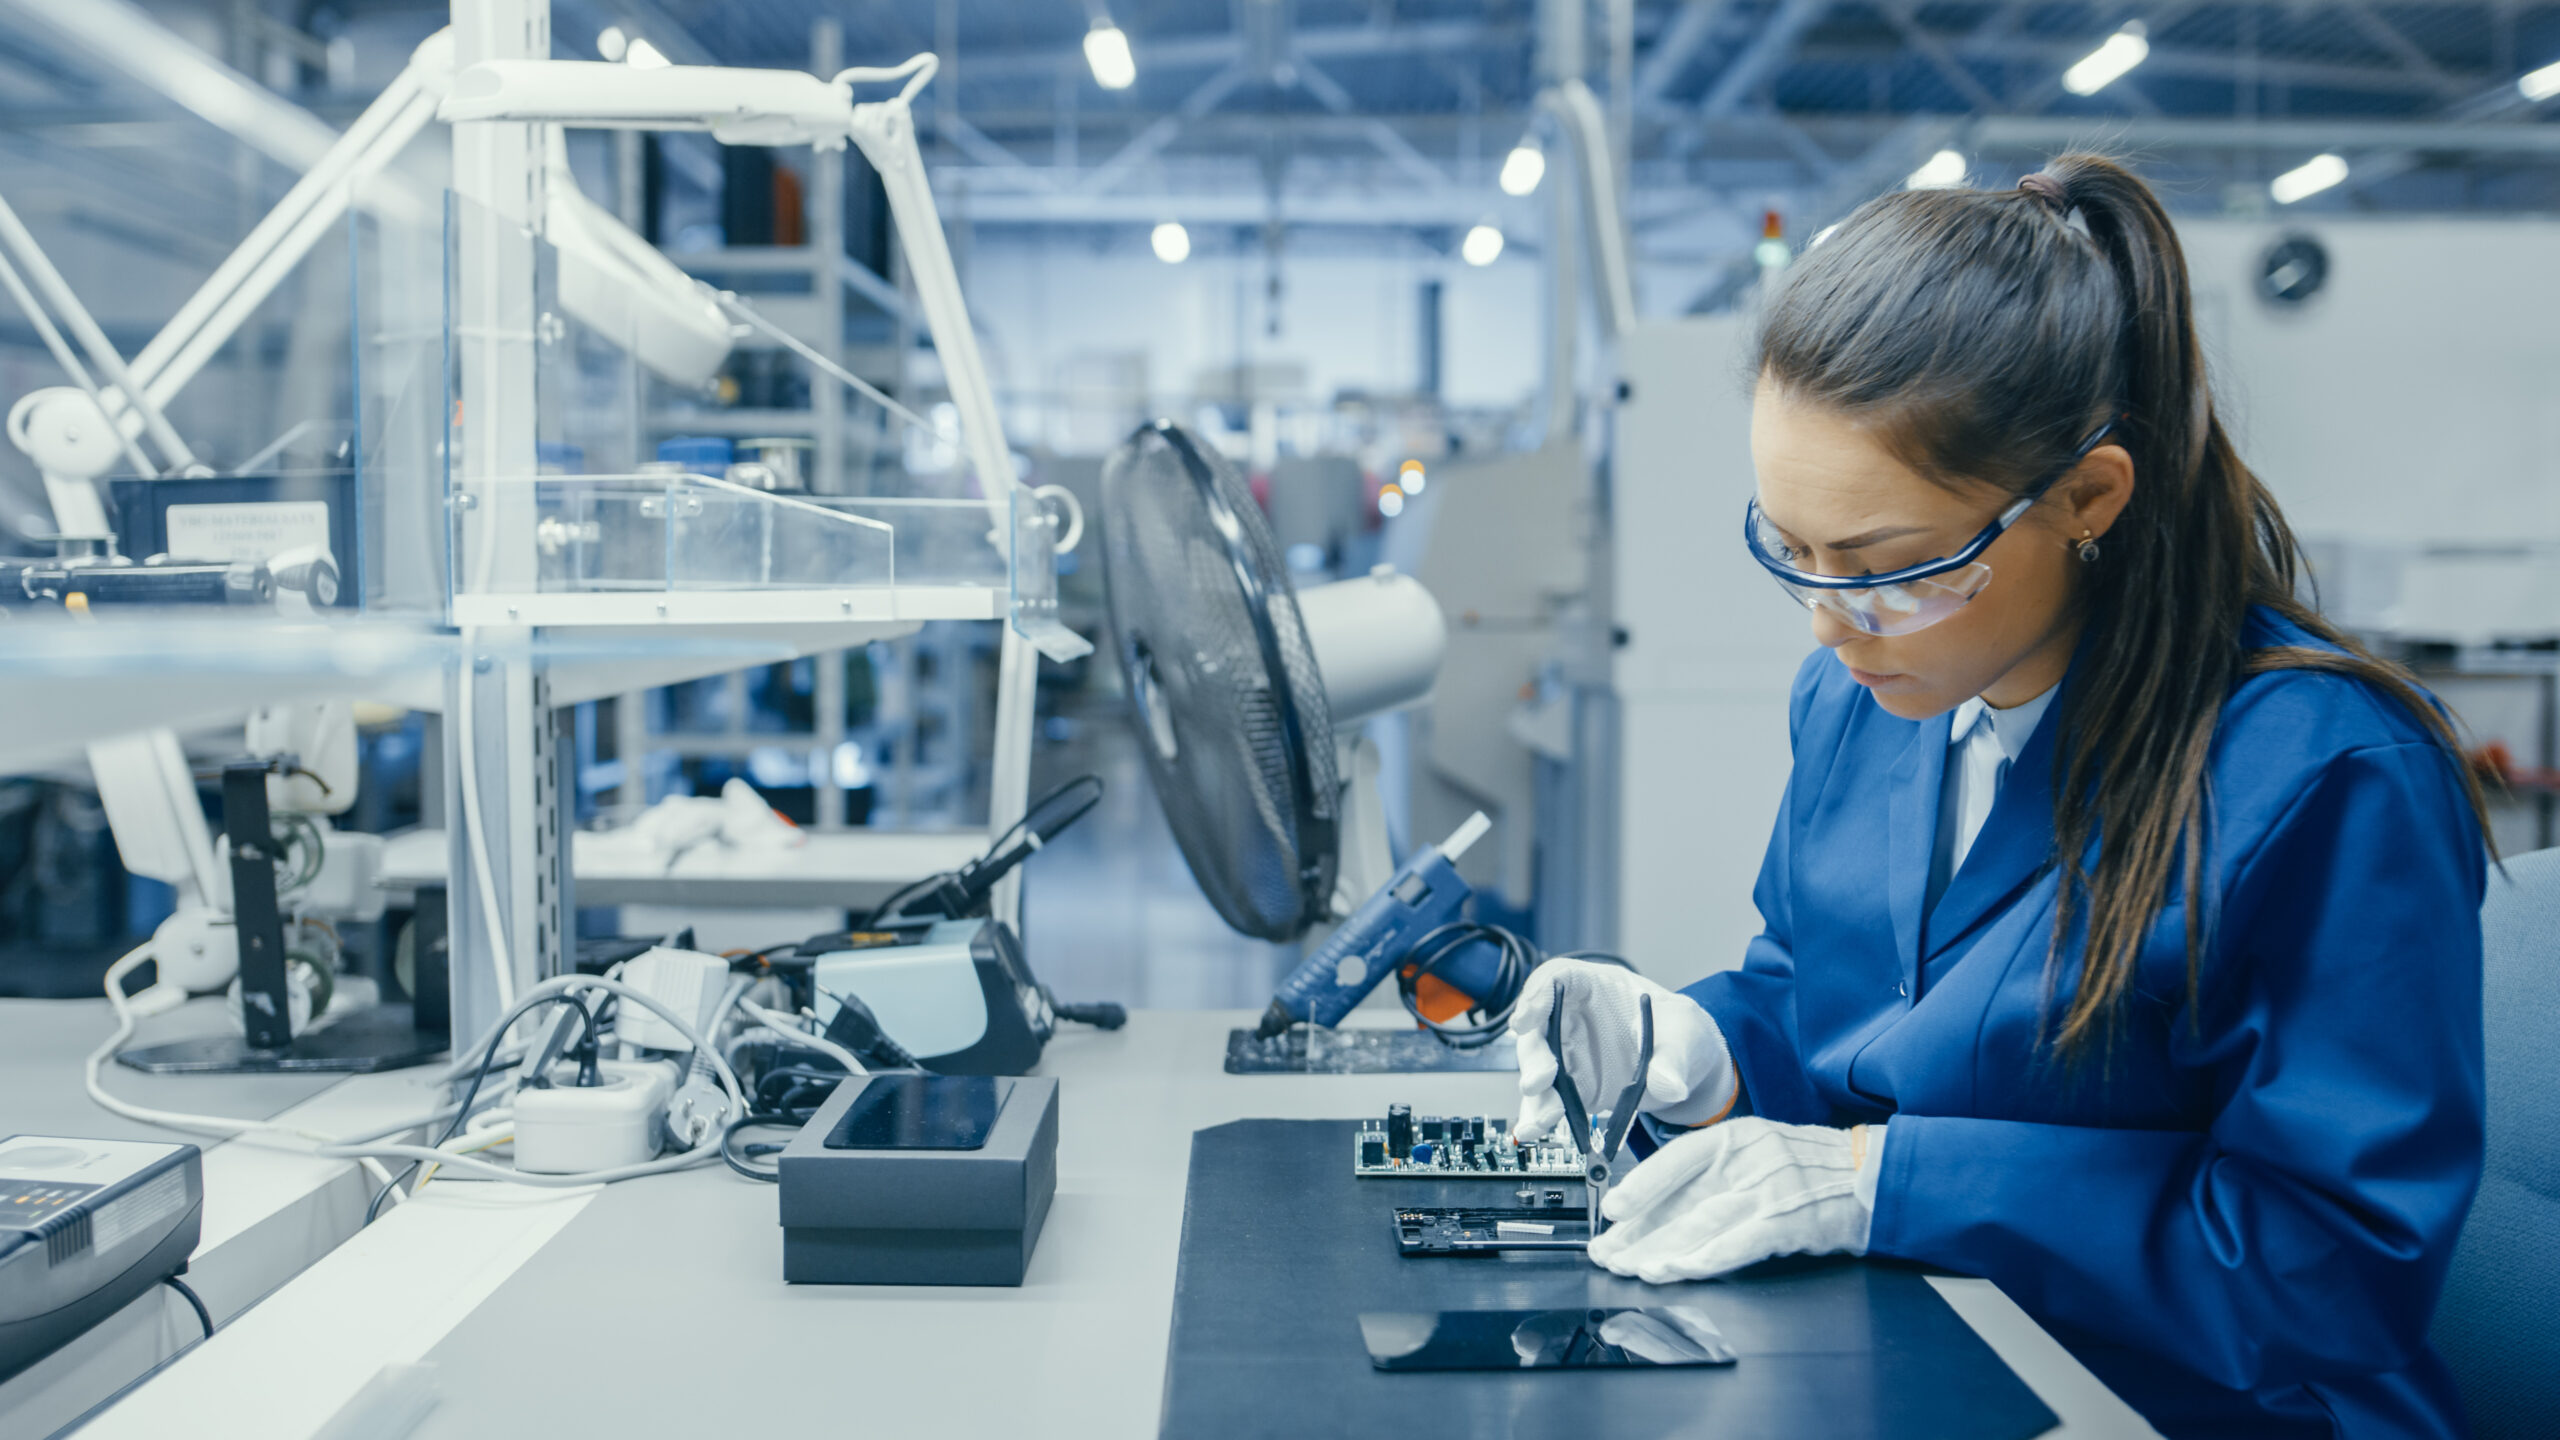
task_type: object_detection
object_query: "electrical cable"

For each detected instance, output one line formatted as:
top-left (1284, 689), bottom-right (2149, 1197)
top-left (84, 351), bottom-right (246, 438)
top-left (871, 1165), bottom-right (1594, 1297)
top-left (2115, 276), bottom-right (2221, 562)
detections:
top-left (85, 946), bottom-right (453, 1146)
top-left (738, 998), bottom-right (866, 1077)
top-left (860, 775), bottom-right (1106, 927)
top-left (1394, 923), bottom-right (1539, 1049)
top-left (162, 1275), bottom-right (212, 1341)
top-left (1392, 929), bottom-right (1636, 1049)
top-left (92, 961), bottom-right (744, 1210)
top-left (314, 973), bottom-right (749, 1189)
top-left (719, 1110), bottom-right (817, 1183)
top-left (858, 872), bottom-right (942, 929)
top-left (452, 631), bottom-right (518, 1013)
top-left (367, 994), bottom-right (591, 1223)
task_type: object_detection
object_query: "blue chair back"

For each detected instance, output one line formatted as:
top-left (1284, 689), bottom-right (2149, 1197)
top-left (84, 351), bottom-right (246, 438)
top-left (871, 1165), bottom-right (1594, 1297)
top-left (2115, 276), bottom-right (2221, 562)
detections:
top-left (2430, 845), bottom-right (2560, 1438)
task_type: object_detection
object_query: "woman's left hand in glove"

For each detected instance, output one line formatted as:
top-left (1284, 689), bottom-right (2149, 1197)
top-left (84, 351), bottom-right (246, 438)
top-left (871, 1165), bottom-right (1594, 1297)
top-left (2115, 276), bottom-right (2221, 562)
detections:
top-left (1586, 1117), bottom-right (1883, 1284)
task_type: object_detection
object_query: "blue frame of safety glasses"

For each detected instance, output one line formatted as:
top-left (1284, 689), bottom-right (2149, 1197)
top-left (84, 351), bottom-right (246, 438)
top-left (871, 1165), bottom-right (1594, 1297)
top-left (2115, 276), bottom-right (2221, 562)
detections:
top-left (1742, 420), bottom-right (2118, 590)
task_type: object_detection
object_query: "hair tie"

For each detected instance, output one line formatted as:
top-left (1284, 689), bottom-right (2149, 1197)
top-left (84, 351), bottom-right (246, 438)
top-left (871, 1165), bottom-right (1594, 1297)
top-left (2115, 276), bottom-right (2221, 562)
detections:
top-left (2017, 172), bottom-right (2069, 211)
top-left (2019, 172), bottom-right (2093, 236)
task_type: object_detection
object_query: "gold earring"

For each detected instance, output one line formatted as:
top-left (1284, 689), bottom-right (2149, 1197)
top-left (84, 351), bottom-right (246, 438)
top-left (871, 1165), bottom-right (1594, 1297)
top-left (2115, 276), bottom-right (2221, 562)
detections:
top-left (2076, 529), bottom-right (2101, 564)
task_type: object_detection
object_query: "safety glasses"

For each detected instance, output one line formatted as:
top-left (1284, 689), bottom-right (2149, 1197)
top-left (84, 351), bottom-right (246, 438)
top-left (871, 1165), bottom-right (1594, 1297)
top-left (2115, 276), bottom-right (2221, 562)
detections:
top-left (1742, 421), bottom-right (2116, 637)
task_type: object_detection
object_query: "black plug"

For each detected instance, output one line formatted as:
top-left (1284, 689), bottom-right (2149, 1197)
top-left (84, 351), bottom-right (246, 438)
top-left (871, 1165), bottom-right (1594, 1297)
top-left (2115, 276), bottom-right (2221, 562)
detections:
top-left (819, 987), bottom-right (918, 1070)
top-left (571, 1000), bottom-right (602, 1087)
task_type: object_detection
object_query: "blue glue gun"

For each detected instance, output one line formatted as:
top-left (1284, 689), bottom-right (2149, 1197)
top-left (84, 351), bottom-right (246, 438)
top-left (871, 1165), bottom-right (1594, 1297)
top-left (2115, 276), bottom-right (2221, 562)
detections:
top-left (1252, 812), bottom-right (1495, 1039)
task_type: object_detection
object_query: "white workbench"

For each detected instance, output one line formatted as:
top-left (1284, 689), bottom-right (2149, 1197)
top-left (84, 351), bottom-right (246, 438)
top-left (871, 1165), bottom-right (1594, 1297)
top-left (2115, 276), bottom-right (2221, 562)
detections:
top-left (74, 1011), bottom-right (2163, 1440)
top-left (0, 1000), bottom-right (445, 1440)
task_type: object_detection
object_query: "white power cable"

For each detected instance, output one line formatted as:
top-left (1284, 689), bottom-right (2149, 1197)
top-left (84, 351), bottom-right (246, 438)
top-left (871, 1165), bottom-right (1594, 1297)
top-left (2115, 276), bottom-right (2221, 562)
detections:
top-left (738, 998), bottom-right (867, 1078)
top-left (88, 961), bottom-right (743, 1194)
top-left (452, 629), bottom-right (517, 1012)
top-left (317, 973), bottom-right (748, 1188)
top-left (83, 946), bottom-right (435, 1144)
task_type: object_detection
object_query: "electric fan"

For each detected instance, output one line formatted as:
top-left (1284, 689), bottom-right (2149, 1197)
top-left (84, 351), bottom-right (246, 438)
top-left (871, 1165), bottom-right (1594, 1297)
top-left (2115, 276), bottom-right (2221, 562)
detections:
top-left (1098, 420), bottom-right (1446, 943)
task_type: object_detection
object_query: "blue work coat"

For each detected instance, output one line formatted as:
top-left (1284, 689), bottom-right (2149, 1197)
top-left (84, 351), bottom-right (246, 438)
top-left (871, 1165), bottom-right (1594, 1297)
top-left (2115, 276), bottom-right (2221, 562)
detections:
top-left (1686, 607), bottom-right (2486, 1439)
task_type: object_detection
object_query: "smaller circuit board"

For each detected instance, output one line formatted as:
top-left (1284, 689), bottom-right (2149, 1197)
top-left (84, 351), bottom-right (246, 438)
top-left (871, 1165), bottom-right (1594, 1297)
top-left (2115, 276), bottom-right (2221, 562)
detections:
top-left (1394, 1201), bottom-right (1593, 1255)
top-left (1353, 1105), bottom-right (1582, 1179)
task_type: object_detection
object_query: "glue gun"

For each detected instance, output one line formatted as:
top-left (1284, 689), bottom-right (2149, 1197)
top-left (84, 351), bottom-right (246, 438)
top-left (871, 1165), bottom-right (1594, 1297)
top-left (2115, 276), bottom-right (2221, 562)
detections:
top-left (1252, 812), bottom-right (1498, 1039)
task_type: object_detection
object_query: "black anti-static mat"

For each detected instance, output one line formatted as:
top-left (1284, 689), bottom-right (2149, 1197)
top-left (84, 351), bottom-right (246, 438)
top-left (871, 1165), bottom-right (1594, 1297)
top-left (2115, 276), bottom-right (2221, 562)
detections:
top-left (1160, 1120), bottom-right (2059, 1440)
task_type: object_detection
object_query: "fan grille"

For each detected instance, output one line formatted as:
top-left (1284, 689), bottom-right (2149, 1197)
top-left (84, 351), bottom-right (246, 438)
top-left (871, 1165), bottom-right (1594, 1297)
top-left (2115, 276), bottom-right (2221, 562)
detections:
top-left (1100, 422), bottom-right (1338, 940)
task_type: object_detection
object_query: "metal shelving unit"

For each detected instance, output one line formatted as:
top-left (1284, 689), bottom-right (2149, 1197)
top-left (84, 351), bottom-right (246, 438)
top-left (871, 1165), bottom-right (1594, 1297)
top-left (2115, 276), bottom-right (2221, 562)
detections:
top-left (593, 18), bottom-right (957, 833)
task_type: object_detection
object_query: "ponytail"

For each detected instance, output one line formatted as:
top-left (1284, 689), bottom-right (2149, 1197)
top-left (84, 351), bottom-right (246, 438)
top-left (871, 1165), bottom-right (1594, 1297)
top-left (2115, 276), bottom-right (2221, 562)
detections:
top-left (1757, 153), bottom-right (2493, 1068)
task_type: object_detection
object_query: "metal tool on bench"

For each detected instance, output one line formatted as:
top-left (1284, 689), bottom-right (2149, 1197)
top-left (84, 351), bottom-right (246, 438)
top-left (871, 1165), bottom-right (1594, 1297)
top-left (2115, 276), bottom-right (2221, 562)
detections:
top-left (1547, 991), bottom-right (1652, 1237)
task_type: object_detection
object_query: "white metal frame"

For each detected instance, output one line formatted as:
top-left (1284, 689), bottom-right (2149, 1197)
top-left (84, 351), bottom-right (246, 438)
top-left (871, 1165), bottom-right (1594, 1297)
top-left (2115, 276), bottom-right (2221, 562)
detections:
top-left (437, 4), bottom-right (1086, 1034)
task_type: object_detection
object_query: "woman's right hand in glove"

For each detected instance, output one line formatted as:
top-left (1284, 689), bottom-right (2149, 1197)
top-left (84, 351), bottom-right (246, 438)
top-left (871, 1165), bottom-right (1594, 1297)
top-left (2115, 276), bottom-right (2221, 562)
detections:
top-left (1509, 959), bottom-right (1738, 1143)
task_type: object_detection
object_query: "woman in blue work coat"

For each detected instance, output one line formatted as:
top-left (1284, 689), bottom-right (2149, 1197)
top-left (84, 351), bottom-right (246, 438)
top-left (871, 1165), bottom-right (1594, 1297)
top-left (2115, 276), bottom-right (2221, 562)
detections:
top-left (1512, 154), bottom-right (2493, 1439)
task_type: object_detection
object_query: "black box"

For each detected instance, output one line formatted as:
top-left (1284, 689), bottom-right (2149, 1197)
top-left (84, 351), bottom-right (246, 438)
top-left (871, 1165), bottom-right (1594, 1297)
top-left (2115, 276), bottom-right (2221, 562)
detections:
top-left (111, 472), bottom-right (360, 606)
top-left (777, 1075), bottom-right (1058, 1286)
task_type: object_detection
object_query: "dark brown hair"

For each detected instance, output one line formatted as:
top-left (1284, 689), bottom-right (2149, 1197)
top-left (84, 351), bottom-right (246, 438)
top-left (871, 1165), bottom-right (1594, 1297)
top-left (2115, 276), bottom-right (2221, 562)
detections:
top-left (1756, 153), bottom-right (2493, 1064)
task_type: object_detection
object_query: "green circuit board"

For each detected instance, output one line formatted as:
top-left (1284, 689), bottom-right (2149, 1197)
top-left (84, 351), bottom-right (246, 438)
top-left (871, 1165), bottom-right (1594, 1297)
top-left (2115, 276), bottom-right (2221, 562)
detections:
top-left (1352, 1107), bottom-right (1582, 1179)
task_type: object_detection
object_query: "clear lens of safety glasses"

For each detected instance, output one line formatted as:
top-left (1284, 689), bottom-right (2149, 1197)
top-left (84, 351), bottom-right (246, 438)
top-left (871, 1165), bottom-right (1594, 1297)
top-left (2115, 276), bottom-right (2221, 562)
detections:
top-left (1764, 564), bottom-right (1993, 636)
top-left (1744, 497), bottom-right (2001, 637)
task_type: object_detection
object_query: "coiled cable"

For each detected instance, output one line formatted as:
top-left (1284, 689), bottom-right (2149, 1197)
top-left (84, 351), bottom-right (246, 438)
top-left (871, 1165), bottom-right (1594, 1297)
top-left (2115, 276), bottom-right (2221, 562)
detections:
top-left (1393, 926), bottom-right (1635, 1049)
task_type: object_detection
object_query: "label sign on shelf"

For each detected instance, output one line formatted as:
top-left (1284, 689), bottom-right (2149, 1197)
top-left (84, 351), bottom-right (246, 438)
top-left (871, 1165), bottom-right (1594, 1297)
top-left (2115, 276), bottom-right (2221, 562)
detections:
top-left (164, 501), bottom-right (332, 561)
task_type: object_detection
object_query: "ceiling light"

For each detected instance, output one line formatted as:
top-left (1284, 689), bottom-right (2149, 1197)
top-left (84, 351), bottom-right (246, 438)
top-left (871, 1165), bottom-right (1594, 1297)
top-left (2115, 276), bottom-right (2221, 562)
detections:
top-left (596, 26), bottom-right (628, 61)
top-left (1398, 459), bottom-right (1426, 494)
top-left (2270, 153), bottom-right (2348, 205)
top-left (1378, 485), bottom-right (1406, 518)
top-left (1906, 149), bottom-right (1967, 190)
top-left (1460, 224), bottom-right (1504, 266)
top-left (624, 36), bottom-right (672, 70)
top-left (1085, 23), bottom-right (1137, 90)
top-left (2520, 60), bottom-right (2560, 102)
top-left (2062, 23), bottom-right (2149, 97)
top-left (1150, 221), bottom-right (1190, 264)
top-left (1498, 141), bottom-right (1545, 197)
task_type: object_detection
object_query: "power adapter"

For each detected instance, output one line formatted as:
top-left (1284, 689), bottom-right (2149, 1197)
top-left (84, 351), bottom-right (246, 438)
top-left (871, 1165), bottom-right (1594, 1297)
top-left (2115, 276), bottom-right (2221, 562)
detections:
top-left (512, 1060), bottom-right (677, 1174)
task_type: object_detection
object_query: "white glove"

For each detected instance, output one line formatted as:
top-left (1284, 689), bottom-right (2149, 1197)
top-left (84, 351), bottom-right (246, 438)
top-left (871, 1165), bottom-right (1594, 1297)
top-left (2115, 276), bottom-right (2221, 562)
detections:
top-left (1595, 1307), bottom-right (1735, 1365)
top-left (1586, 1117), bottom-right (1883, 1284)
top-left (1510, 959), bottom-right (1737, 1143)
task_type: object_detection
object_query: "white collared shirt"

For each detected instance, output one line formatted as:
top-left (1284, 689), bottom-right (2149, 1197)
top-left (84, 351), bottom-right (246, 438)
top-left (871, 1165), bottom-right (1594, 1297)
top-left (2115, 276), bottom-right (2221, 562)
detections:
top-left (1928, 683), bottom-right (2059, 910)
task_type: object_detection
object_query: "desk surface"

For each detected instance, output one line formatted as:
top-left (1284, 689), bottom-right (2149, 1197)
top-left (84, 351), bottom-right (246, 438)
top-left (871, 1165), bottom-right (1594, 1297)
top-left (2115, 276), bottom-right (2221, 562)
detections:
top-left (0, 1000), bottom-right (434, 1440)
top-left (84, 1012), bottom-right (2165, 1440)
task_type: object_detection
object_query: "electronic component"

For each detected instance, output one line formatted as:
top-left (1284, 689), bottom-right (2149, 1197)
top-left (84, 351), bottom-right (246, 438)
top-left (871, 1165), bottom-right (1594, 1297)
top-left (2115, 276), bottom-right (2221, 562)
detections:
top-left (1353, 1109), bottom-right (1580, 1179)
top-left (778, 1074), bottom-right (1058, 1286)
top-left (1221, 1025), bottom-right (1518, 1074)
top-left (1393, 1201), bottom-right (1593, 1255)
top-left (0, 1136), bottom-right (202, 1382)
top-left (809, 919), bottom-right (1056, 1074)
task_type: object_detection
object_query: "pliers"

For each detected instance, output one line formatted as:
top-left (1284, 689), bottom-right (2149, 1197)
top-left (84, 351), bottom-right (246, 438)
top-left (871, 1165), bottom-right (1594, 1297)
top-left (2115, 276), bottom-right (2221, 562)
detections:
top-left (1546, 991), bottom-right (1652, 1238)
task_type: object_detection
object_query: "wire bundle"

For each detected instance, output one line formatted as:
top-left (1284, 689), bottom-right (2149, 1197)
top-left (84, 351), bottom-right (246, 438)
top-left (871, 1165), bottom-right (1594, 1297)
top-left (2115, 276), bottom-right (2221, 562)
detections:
top-left (1392, 925), bottom-right (1633, 1048)
top-left (86, 948), bottom-right (760, 1215)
